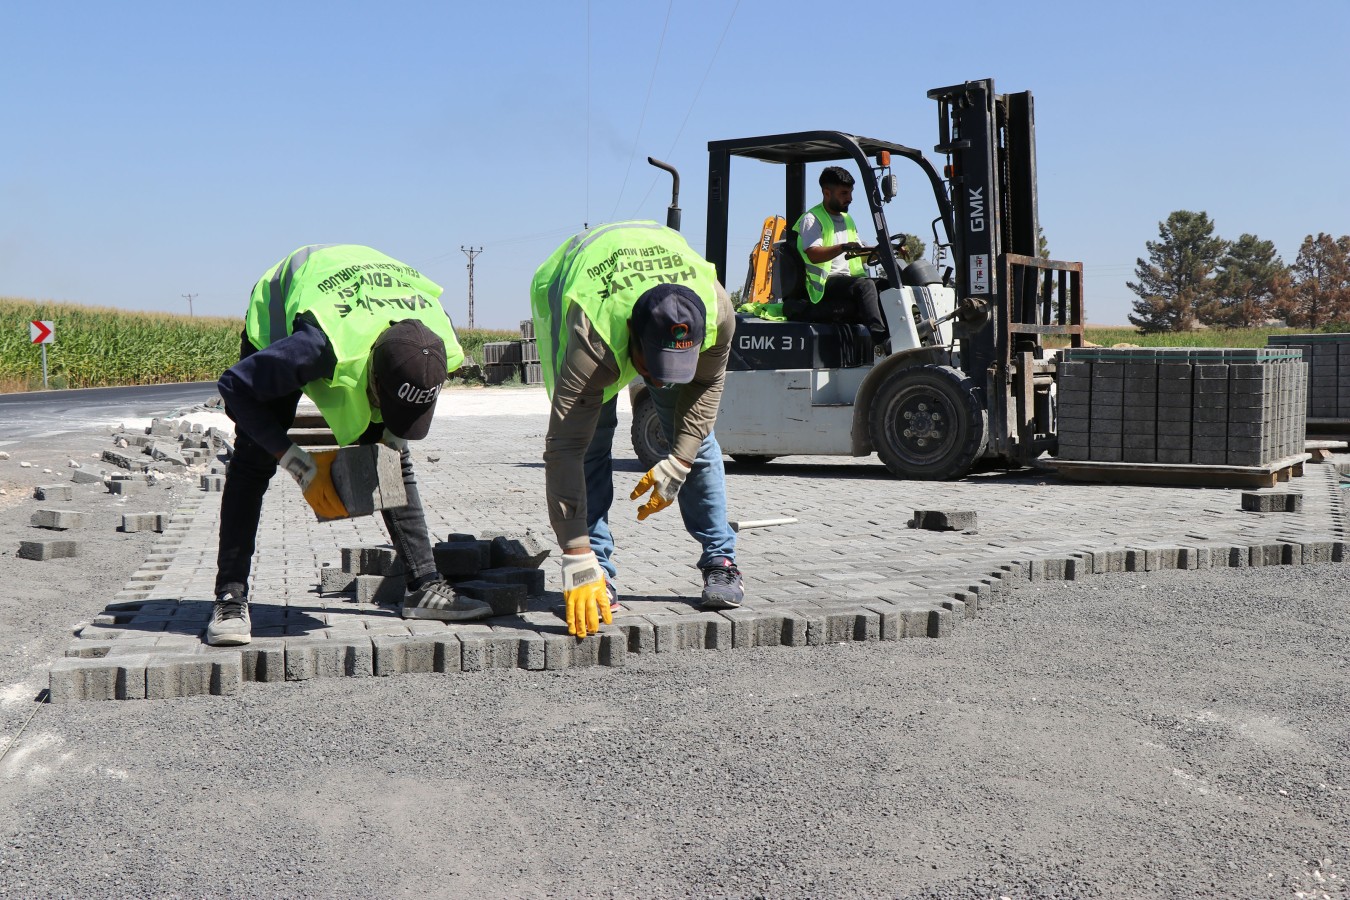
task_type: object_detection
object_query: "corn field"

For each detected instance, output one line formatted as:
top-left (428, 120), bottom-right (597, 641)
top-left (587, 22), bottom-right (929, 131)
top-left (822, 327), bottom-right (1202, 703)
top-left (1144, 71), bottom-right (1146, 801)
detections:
top-left (0, 297), bottom-right (528, 393)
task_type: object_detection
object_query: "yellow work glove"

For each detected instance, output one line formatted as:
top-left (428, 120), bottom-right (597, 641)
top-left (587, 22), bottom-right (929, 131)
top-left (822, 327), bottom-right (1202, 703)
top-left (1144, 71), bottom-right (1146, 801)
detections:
top-left (560, 551), bottom-right (611, 638)
top-left (281, 444), bottom-right (349, 520)
top-left (630, 454), bottom-right (690, 521)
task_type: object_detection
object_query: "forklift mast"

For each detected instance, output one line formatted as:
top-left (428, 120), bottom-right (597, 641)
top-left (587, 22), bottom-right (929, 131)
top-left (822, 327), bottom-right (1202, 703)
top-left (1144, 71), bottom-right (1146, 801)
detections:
top-left (929, 78), bottom-right (1083, 460)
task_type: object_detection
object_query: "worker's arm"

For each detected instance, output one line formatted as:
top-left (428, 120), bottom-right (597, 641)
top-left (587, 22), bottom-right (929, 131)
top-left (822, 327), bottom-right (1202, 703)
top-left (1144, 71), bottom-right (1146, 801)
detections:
top-left (668, 282), bottom-right (735, 462)
top-left (542, 303), bottom-right (621, 553)
top-left (798, 212), bottom-right (861, 264)
top-left (217, 316), bottom-right (336, 459)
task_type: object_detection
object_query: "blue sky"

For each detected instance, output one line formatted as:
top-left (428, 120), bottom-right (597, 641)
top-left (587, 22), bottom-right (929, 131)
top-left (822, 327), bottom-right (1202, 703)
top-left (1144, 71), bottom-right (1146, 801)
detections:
top-left (3, 1), bottom-right (1347, 329)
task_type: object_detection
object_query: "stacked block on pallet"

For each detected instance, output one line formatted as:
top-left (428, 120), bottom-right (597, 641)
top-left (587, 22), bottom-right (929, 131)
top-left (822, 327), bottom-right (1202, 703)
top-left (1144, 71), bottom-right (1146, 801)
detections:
top-left (1055, 348), bottom-right (1306, 467)
top-left (520, 319), bottom-right (543, 384)
top-left (1267, 333), bottom-right (1350, 420)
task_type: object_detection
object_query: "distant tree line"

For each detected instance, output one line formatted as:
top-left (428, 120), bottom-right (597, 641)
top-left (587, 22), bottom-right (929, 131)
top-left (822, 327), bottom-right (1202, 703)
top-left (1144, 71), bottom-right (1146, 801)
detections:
top-left (1127, 210), bottom-right (1350, 333)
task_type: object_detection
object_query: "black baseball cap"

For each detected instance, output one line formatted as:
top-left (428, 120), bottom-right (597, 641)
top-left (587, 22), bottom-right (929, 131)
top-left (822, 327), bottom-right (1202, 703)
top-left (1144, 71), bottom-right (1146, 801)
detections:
top-left (370, 320), bottom-right (447, 440)
top-left (630, 284), bottom-right (707, 385)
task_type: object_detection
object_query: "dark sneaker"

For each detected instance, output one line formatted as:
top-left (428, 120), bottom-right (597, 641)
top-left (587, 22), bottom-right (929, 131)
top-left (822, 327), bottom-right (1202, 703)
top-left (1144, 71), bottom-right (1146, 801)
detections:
top-left (206, 591), bottom-right (251, 646)
top-left (401, 580), bottom-right (492, 622)
top-left (700, 558), bottom-right (744, 610)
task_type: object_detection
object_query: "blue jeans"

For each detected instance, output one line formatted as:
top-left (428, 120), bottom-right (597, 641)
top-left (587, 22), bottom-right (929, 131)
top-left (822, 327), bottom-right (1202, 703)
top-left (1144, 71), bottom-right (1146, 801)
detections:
top-left (583, 386), bottom-right (736, 581)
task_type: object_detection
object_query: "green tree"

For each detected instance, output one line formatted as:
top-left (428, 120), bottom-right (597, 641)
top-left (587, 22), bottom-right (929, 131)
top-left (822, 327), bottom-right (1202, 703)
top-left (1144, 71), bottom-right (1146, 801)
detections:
top-left (1211, 234), bottom-right (1289, 328)
top-left (1287, 233), bottom-right (1350, 328)
top-left (1127, 210), bottom-right (1228, 333)
top-left (898, 234), bottom-right (926, 264)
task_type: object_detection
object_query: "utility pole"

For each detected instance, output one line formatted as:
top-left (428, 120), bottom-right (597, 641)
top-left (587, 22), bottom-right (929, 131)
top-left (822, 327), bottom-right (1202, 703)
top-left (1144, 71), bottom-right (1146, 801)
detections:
top-left (181, 293), bottom-right (198, 317)
top-left (460, 246), bottom-right (482, 329)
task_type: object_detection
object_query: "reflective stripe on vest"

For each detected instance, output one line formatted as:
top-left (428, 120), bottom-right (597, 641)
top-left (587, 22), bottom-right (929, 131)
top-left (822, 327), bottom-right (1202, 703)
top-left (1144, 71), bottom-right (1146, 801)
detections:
top-left (795, 204), bottom-right (864, 304)
top-left (244, 244), bottom-right (464, 445)
top-left (530, 221), bottom-right (719, 402)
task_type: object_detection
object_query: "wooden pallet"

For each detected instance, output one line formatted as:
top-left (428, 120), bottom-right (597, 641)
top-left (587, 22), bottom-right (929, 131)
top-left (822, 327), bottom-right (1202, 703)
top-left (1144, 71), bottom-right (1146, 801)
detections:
top-left (1048, 454), bottom-right (1311, 489)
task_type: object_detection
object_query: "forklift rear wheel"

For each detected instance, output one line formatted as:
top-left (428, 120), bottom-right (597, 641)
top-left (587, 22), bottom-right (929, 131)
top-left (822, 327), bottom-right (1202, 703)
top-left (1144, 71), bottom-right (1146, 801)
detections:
top-left (729, 454), bottom-right (776, 467)
top-left (869, 364), bottom-right (988, 480)
top-left (630, 393), bottom-right (668, 469)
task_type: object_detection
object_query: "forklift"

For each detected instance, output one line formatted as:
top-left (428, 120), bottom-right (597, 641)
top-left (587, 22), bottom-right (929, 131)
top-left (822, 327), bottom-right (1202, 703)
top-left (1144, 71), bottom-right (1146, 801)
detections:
top-left (630, 78), bottom-right (1085, 479)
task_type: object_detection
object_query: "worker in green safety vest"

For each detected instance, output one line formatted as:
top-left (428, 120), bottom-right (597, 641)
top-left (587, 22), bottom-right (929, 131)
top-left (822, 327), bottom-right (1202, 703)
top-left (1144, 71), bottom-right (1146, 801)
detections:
top-left (787, 166), bottom-right (890, 348)
top-left (206, 245), bottom-right (492, 647)
top-left (531, 221), bottom-right (745, 639)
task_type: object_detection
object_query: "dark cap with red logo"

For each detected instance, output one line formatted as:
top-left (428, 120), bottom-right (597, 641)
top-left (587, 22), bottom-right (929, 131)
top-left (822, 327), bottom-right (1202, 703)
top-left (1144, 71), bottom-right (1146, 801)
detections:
top-left (630, 284), bottom-right (706, 385)
top-left (370, 319), bottom-right (448, 440)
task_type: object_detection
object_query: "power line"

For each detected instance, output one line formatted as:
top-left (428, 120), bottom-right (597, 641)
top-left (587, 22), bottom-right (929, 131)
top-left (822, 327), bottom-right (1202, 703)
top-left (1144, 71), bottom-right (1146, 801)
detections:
top-left (461, 246), bottom-right (482, 329)
top-left (181, 293), bottom-right (197, 317)
top-left (633, 0), bottom-right (742, 217)
top-left (610, 0), bottom-right (674, 221)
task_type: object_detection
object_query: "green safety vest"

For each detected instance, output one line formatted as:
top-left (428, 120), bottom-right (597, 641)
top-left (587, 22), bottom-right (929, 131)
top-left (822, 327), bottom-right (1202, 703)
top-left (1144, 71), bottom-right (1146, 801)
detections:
top-left (530, 221), bottom-right (719, 401)
top-left (244, 244), bottom-right (464, 446)
top-left (795, 203), bottom-right (865, 304)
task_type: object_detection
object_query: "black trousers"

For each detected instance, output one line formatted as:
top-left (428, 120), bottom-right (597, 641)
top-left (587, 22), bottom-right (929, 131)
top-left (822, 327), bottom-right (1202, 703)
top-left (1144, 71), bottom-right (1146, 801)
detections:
top-left (214, 335), bottom-right (438, 598)
top-left (785, 275), bottom-right (889, 338)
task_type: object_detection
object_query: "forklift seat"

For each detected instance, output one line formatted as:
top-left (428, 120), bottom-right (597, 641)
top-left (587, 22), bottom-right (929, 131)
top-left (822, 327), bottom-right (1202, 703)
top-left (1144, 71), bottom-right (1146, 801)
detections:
top-left (771, 230), bottom-right (807, 304)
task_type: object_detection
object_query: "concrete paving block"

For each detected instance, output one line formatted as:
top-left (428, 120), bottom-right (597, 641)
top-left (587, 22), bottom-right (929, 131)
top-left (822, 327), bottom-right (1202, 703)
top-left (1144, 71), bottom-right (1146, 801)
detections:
top-left (355, 574), bottom-right (406, 605)
top-left (1248, 543), bottom-right (1284, 567)
top-left (372, 635), bottom-right (437, 676)
top-left (19, 539), bottom-right (79, 561)
top-left (909, 510), bottom-right (978, 532)
top-left (432, 634), bottom-right (464, 673)
top-left (145, 655), bottom-right (215, 700)
top-left (240, 645), bottom-right (286, 683)
top-left (544, 632), bottom-right (605, 669)
top-left (285, 637), bottom-right (374, 680)
top-left (48, 658), bottom-right (119, 702)
top-left (199, 475), bottom-right (224, 492)
top-left (458, 632), bottom-right (488, 671)
top-left (1124, 548), bottom-right (1159, 572)
top-left (486, 531), bottom-right (552, 569)
top-left (329, 444), bottom-right (407, 518)
top-left (70, 469), bottom-right (106, 485)
top-left (646, 613), bottom-right (727, 652)
top-left (1299, 540), bottom-right (1336, 564)
top-left (107, 478), bottom-right (147, 496)
top-left (719, 608), bottom-right (786, 648)
top-left (1240, 491), bottom-right (1303, 513)
top-left (618, 619), bottom-right (656, 655)
top-left (1177, 547), bottom-right (1211, 570)
top-left (478, 567), bottom-right (546, 599)
top-left (119, 513), bottom-right (167, 533)
top-left (33, 484), bottom-right (73, 501)
top-left (433, 542), bottom-right (484, 582)
top-left (1027, 558), bottom-right (1068, 581)
top-left (31, 509), bottom-right (86, 530)
top-left (487, 628), bottom-right (545, 670)
top-left (453, 580), bottom-right (528, 617)
top-left (102, 449), bottom-right (146, 471)
top-left (147, 442), bottom-right (187, 466)
top-left (341, 544), bottom-right (404, 576)
top-left (318, 565), bottom-right (356, 594)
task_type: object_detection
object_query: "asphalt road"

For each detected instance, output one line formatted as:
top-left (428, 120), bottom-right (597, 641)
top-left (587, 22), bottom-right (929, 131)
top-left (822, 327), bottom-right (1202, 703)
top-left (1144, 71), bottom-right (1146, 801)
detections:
top-left (0, 383), bottom-right (220, 442)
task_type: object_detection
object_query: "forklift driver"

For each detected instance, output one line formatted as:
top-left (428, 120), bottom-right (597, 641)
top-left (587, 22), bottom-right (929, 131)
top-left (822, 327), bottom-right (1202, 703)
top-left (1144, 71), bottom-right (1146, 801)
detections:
top-left (786, 166), bottom-right (890, 351)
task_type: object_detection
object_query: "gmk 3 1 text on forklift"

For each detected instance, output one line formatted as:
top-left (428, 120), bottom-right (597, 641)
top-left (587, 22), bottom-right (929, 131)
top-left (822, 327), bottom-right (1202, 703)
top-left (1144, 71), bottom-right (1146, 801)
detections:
top-left (630, 78), bottom-right (1086, 480)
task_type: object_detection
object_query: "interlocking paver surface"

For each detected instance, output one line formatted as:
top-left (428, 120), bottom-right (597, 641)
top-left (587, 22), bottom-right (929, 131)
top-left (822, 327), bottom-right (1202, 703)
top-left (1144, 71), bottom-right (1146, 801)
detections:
top-left (54, 390), bottom-right (1347, 699)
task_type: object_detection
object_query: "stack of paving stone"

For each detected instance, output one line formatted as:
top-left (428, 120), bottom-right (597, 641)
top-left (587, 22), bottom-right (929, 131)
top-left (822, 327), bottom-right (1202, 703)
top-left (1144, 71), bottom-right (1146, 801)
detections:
top-left (481, 340), bottom-right (523, 385)
top-left (105, 417), bottom-right (229, 476)
top-left (321, 529), bottom-right (551, 616)
top-left (1055, 347), bottom-right (1306, 468)
top-left (1267, 333), bottom-right (1350, 423)
top-left (520, 318), bottom-right (543, 385)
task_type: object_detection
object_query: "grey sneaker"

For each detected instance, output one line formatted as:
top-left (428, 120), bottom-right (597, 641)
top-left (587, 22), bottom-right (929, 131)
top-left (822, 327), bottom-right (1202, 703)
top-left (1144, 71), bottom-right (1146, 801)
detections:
top-left (206, 591), bottom-right (252, 646)
top-left (700, 558), bottom-right (744, 610)
top-left (401, 581), bottom-right (492, 622)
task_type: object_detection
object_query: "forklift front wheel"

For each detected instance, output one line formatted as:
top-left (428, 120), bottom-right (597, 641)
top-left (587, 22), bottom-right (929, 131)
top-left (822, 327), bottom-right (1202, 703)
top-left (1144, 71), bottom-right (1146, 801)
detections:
top-left (869, 364), bottom-right (988, 480)
top-left (630, 392), bottom-right (669, 469)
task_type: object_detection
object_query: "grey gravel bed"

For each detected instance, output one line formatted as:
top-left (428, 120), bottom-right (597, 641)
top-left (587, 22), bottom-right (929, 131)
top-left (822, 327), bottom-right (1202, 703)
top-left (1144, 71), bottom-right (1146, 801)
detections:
top-left (1, 558), bottom-right (1345, 898)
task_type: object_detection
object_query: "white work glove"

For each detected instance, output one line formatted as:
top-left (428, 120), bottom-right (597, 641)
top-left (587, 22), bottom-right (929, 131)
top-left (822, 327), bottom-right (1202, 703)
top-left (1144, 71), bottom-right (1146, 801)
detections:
top-left (560, 551), bottom-right (611, 638)
top-left (381, 428), bottom-right (409, 453)
top-left (279, 444), bottom-right (317, 490)
top-left (630, 454), bottom-right (690, 521)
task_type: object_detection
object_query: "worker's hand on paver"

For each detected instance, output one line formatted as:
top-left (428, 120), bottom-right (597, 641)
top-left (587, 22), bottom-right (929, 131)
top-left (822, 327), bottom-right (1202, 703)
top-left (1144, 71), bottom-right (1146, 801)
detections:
top-left (380, 428), bottom-right (409, 453)
top-left (280, 443), bottom-right (318, 490)
top-left (560, 551), bottom-right (611, 638)
top-left (301, 449), bottom-right (349, 520)
top-left (631, 454), bottom-right (690, 521)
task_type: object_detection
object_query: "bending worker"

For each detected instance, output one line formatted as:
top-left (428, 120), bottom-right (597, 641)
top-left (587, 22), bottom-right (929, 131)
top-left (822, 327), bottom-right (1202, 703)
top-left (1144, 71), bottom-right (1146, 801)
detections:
top-left (531, 221), bottom-right (745, 638)
top-left (207, 244), bottom-right (492, 647)
top-left (787, 166), bottom-right (889, 348)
